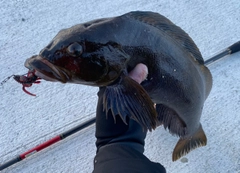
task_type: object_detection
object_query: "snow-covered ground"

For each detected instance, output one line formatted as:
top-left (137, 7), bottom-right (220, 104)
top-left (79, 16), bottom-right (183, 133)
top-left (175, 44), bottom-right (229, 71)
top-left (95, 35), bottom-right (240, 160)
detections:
top-left (0, 0), bottom-right (239, 172)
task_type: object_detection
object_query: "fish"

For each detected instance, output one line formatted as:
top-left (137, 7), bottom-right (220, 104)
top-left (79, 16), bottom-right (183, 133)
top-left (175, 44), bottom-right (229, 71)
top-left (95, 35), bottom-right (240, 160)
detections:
top-left (23, 11), bottom-right (212, 161)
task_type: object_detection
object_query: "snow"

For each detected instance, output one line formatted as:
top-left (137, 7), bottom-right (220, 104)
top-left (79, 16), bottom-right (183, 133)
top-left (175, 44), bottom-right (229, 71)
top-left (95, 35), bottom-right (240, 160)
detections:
top-left (0, 0), bottom-right (239, 172)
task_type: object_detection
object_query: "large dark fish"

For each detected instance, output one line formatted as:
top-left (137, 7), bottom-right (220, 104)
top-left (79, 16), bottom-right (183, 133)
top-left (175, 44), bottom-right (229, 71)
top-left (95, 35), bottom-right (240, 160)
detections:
top-left (24, 11), bottom-right (212, 161)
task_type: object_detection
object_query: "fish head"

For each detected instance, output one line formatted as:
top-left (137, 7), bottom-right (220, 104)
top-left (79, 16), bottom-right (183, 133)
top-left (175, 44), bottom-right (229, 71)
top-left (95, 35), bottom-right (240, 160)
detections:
top-left (24, 27), bottom-right (129, 86)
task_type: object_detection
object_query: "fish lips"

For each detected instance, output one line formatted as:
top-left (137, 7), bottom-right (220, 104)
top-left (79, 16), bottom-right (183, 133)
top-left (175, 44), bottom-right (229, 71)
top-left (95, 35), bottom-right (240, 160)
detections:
top-left (24, 55), bottom-right (71, 83)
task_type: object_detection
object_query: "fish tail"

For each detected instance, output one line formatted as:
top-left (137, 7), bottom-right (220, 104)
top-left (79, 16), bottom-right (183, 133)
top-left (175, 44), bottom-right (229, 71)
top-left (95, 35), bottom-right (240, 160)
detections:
top-left (172, 124), bottom-right (207, 161)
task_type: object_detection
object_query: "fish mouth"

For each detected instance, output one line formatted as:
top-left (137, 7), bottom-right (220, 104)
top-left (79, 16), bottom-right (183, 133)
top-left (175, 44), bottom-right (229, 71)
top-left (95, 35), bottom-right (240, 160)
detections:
top-left (24, 55), bottom-right (72, 83)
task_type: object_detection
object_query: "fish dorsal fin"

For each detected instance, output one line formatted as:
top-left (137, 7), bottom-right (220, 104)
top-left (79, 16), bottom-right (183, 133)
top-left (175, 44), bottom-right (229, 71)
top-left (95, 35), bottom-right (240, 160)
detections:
top-left (126, 11), bottom-right (204, 64)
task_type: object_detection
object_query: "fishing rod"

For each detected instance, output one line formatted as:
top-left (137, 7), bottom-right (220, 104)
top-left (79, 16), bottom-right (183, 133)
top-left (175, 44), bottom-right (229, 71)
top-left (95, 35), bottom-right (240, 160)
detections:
top-left (204, 41), bottom-right (240, 65)
top-left (0, 40), bottom-right (240, 171)
top-left (0, 117), bottom-right (96, 171)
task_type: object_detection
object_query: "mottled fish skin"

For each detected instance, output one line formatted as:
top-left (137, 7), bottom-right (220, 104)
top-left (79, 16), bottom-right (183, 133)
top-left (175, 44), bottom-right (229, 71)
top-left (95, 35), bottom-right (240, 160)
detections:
top-left (24, 11), bottom-right (212, 161)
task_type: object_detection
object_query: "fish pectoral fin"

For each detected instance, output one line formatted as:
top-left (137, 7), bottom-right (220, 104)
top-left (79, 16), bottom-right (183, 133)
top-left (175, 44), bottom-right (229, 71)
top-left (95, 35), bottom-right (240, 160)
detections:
top-left (172, 124), bottom-right (207, 161)
top-left (103, 75), bottom-right (158, 131)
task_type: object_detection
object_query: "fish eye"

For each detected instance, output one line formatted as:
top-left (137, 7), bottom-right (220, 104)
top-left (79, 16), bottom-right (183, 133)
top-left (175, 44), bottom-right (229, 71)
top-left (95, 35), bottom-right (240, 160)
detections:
top-left (66, 42), bottom-right (83, 56)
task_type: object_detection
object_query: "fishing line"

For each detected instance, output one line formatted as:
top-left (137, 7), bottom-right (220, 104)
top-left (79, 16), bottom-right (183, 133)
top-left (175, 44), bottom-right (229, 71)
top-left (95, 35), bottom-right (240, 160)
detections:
top-left (0, 40), bottom-right (239, 171)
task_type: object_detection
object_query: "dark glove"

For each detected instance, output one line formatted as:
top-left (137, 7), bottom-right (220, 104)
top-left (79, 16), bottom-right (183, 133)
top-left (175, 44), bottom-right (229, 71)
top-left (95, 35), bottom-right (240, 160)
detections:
top-left (93, 87), bottom-right (166, 173)
top-left (95, 86), bottom-right (146, 154)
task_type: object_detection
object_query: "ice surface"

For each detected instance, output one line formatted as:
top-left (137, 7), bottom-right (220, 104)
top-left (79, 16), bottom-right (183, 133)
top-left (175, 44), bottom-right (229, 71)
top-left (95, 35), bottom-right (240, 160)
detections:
top-left (0, 0), bottom-right (239, 172)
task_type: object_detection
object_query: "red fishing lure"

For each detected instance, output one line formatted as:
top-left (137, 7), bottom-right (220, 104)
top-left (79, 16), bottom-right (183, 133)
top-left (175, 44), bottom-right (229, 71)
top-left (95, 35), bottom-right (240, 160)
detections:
top-left (13, 70), bottom-right (41, 96)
